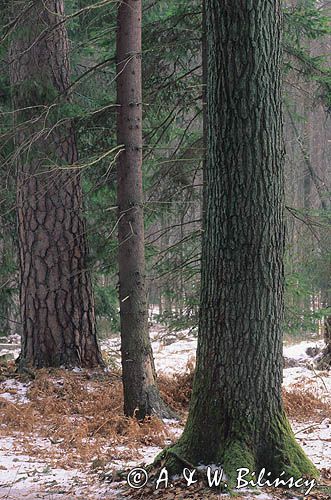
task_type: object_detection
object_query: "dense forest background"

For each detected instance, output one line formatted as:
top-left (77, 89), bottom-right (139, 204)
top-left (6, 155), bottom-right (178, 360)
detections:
top-left (0, 1), bottom-right (330, 498)
top-left (0, 0), bottom-right (330, 342)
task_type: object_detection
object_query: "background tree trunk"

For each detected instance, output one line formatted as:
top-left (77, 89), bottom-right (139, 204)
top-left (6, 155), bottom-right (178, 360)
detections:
top-left (116, 0), bottom-right (173, 419)
top-left (10, 0), bottom-right (103, 368)
top-left (160, 0), bottom-right (317, 481)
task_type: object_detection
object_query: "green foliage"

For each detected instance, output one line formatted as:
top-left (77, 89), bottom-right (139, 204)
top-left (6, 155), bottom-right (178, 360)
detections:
top-left (284, 205), bottom-right (331, 336)
top-left (0, 0), bottom-right (329, 341)
top-left (284, 1), bottom-right (331, 108)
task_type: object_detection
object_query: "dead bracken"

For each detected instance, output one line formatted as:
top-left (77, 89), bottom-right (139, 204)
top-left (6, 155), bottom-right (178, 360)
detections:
top-left (0, 360), bottom-right (329, 472)
top-left (0, 366), bottom-right (172, 469)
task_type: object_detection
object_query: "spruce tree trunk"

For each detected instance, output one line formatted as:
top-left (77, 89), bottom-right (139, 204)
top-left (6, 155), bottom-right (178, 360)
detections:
top-left (10, 0), bottom-right (103, 368)
top-left (160, 0), bottom-right (317, 481)
top-left (116, 0), bottom-right (173, 419)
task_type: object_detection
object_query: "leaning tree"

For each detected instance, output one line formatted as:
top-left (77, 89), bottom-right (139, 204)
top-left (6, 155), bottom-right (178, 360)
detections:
top-left (158, 0), bottom-right (318, 482)
top-left (10, 0), bottom-right (103, 368)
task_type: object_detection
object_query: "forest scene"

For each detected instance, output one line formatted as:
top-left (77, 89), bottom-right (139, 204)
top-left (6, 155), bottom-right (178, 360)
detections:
top-left (0, 0), bottom-right (330, 499)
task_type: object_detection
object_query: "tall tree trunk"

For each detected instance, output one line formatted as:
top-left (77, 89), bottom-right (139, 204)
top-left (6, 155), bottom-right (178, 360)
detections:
top-left (317, 291), bottom-right (331, 370)
top-left (159, 0), bottom-right (317, 481)
top-left (116, 0), bottom-right (173, 419)
top-left (10, 0), bottom-right (103, 368)
top-left (0, 226), bottom-right (10, 337)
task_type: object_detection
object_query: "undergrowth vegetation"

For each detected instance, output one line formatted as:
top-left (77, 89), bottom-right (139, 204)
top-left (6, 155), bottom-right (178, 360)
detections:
top-left (0, 362), bottom-right (329, 473)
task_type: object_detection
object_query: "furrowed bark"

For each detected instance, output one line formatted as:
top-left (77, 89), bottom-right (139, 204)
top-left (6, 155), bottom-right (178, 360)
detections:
top-left (158, 0), bottom-right (318, 482)
top-left (10, 0), bottom-right (103, 368)
top-left (116, 0), bottom-right (173, 419)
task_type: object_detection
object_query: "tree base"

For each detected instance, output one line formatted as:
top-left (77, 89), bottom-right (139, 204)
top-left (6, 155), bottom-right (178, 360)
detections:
top-left (131, 384), bottom-right (178, 420)
top-left (264, 414), bottom-right (319, 481)
top-left (16, 350), bottom-right (105, 371)
top-left (316, 348), bottom-right (331, 370)
top-left (154, 412), bottom-right (318, 487)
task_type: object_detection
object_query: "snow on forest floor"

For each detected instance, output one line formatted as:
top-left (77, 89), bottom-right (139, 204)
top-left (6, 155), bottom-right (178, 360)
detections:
top-left (0, 329), bottom-right (330, 499)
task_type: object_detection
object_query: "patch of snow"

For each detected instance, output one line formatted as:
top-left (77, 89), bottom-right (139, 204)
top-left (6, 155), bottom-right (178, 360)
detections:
top-left (0, 437), bottom-right (112, 499)
top-left (152, 336), bottom-right (197, 374)
top-left (162, 418), bottom-right (179, 425)
top-left (101, 445), bottom-right (163, 472)
top-left (292, 419), bottom-right (331, 468)
top-left (101, 327), bottom-right (197, 374)
top-left (148, 305), bottom-right (160, 320)
top-left (0, 379), bottom-right (30, 404)
top-left (0, 347), bottom-right (20, 360)
top-left (283, 340), bottom-right (324, 362)
top-left (7, 334), bottom-right (21, 344)
top-left (283, 366), bottom-right (331, 402)
top-left (136, 445), bottom-right (163, 466)
top-left (0, 438), bottom-right (82, 490)
top-left (233, 489), bottom-right (298, 500)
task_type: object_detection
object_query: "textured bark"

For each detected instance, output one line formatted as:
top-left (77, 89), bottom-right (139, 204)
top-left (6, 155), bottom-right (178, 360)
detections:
top-left (159, 0), bottom-right (318, 481)
top-left (10, 0), bottom-right (103, 368)
top-left (116, 0), bottom-right (172, 419)
top-left (316, 315), bottom-right (331, 369)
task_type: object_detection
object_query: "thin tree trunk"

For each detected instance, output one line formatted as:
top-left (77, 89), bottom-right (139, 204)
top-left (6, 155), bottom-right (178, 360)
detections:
top-left (159, 0), bottom-right (317, 482)
top-left (0, 227), bottom-right (9, 337)
top-left (317, 291), bottom-right (331, 369)
top-left (10, 0), bottom-right (103, 368)
top-left (116, 0), bottom-right (173, 419)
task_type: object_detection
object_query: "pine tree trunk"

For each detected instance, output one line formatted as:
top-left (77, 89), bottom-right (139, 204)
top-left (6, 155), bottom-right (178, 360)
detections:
top-left (159, 0), bottom-right (317, 481)
top-left (10, 0), bottom-right (103, 368)
top-left (116, 0), bottom-right (173, 419)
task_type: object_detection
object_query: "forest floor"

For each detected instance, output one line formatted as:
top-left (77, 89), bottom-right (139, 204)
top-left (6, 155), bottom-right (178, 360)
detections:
top-left (0, 327), bottom-right (330, 500)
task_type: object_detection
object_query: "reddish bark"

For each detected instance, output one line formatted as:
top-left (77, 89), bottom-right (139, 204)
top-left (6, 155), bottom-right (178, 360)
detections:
top-left (10, 0), bottom-right (103, 368)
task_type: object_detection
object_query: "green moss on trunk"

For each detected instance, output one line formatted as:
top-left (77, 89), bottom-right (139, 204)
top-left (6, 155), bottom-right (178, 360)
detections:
top-left (220, 440), bottom-right (256, 484)
top-left (153, 0), bottom-right (319, 491)
top-left (262, 412), bottom-right (319, 480)
top-left (155, 411), bottom-right (318, 488)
